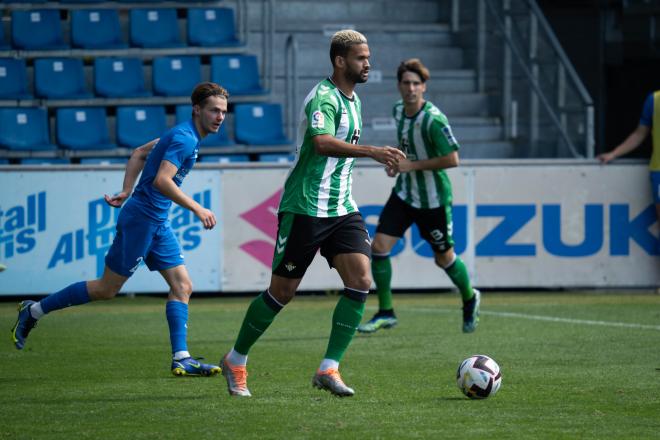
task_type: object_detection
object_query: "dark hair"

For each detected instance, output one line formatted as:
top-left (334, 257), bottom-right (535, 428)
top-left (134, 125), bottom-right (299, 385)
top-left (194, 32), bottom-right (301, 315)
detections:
top-left (191, 82), bottom-right (229, 107)
top-left (397, 58), bottom-right (430, 83)
top-left (329, 30), bottom-right (368, 67)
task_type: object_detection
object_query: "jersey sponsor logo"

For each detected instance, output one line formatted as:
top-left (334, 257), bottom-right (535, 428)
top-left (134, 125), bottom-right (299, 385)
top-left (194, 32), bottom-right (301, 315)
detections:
top-left (311, 110), bottom-right (324, 129)
top-left (350, 128), bottom-right (361, 145)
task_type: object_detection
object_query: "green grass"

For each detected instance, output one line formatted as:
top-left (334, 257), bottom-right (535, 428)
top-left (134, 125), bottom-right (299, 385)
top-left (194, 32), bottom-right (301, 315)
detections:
top-left (1, 292), bottom-right (659, 439)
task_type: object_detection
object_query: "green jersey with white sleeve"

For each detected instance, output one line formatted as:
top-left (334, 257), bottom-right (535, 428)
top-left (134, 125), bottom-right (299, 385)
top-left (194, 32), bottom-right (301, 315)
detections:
top-left (393, 100), bottom-right (459, 209)
top-left (278, 78), bottom-right (363, 217)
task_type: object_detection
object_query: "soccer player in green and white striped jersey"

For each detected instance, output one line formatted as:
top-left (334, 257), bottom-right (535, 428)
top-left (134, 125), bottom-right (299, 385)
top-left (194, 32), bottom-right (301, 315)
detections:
top-left (358, 58), bottom-right (481, 335)
top-left (220, 30), bottom-right (406, 398)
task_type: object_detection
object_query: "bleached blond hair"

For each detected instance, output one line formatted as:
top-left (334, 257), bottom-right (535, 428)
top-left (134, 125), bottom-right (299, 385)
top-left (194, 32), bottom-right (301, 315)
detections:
top-left (330, 29), bottom-right (368, 66)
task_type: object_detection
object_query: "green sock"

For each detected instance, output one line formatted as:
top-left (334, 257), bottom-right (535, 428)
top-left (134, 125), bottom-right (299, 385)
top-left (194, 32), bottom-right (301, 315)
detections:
top-left (444, 256), bottom-right (474, 302)
top-left (372, 256), bottom-right (393, 311)
top-left (324, 295), bottom-right (365, 362)
top-left (234, 292), bottom-right (281, 355)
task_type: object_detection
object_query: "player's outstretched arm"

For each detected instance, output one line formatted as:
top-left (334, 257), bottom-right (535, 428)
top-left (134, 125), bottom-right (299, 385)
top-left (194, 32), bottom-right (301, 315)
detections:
top-left (312, 134), bottom-right (406, 169)
top-left (105, 138), bottom-right (159, 207)
top-left (153, 160), bottom-right (216, 230)
top-left (597, 125), bottom-right (650, 164)
top-left (398, 151), bottom-right (459, 173)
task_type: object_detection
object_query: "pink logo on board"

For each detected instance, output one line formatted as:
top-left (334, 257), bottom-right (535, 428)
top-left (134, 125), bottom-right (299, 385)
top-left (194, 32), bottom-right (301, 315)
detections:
top-left (239, 189), bottom-right (282, 267)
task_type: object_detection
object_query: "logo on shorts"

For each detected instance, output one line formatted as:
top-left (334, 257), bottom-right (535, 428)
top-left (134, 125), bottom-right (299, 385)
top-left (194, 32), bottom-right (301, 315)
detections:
top-left (285, 262), bottom-right (296, 272)
top-left (311, 110), bottom-right (324, 129)
top-left (276, 235), bottom-right (287, 254)
top-left (129, 256), bottom-right (144, 273)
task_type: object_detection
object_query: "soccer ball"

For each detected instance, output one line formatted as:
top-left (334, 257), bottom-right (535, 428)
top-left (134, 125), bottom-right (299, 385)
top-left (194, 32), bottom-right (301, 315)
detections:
top-left (456, 354), bottom-right (502, 399)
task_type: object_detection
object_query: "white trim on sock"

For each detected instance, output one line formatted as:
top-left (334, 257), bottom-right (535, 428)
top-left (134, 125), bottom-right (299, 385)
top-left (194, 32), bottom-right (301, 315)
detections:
top-left (173, 351), bottom-right (191, 361)
top-left (319, 358), bottom-right (339, 371)
top-left (441, 253), bottom-right (457, 269)
top-left (227, 348), bottom-right (248, 366)
top-left (265, 289), bottom-right (285, 308)
top-left (30, 302), bottom-right (45, 320)
top-left (345, 286), bottom-right (369, 294)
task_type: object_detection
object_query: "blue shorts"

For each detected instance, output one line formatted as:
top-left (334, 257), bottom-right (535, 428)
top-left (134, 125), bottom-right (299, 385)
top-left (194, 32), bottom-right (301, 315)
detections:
top-left (651, 171), bottom-right (660, 204)
top-left (105, 202), bottom-right (184, 277)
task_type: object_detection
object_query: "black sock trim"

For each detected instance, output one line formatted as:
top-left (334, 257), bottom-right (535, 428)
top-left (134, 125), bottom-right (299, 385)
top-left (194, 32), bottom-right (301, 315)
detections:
top-left (372, 253), bottom-right (390, 261)
top-left (343, 287), bottom-right (368, 303)
top-left (261, 290), bottom-right (283, 312)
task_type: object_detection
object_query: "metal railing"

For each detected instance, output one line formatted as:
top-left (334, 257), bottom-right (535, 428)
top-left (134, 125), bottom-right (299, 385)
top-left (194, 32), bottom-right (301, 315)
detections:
top-left (467, 0), bottom-right (595, 158)
top-left (284, 34), bottom-right (299, 140)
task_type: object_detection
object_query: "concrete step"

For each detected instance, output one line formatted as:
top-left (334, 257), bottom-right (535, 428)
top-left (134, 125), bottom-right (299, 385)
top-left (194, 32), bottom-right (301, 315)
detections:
top-left (360, 117), bottom-right (503, 144)
top-left (360, 92), bottom-right (492, 118)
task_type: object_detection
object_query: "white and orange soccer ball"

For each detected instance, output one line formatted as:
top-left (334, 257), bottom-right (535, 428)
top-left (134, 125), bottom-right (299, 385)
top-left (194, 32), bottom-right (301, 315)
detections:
top-left (456, 355), bottom-right (502, 399)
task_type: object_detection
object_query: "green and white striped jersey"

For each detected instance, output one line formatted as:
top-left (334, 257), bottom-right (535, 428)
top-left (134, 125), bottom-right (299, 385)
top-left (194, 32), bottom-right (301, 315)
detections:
top-left (278, 78), bottom-right (363, 217)
top-left (393, 100), bottom-right (459, 209)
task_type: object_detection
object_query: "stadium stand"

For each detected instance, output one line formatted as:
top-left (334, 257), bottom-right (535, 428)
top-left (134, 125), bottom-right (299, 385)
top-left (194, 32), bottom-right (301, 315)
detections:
top-left (56, 107), bottom-right (116, 151)
top-left (71, 9), bottom-right (126, 49)
top-left (233, 103), bottom-right (290, 146)
top-left (211, 54), bottom-right (268, 96)
top-left (19, 157), bottom-right (70, 165)
top-left (34, 58), bottom-right (93, 100)
top-left (0, 58), bottom-right (32, 100)
top-left (94, 57), bottom-right (151, 98)
top-left (0, 107), bottom-right (56, 151)
top-left (187, 8), bottom-right (241, 47)
top-left (129, 8), bottom-right (185, 48)
top-left (79, 157), bottom-right (128, 165)
top-left (152, 56), bottom-right (202, 97)
top-left (258, 153), bottom-right (296, 163)
top-left (199, 154), bottom-right (250, 163)
top-left (115, 105), bottom-right (167, 148)
top-left (11, 9), bottom-right (68, 50)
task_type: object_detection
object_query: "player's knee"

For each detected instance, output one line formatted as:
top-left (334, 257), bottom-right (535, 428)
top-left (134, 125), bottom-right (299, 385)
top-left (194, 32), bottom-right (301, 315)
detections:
top-left (350, 273), bottom-right (372, 292)
top-left (92, 283), bottom-right (121, 300)
top-left (171, 279), bottom-right (193, 298)
top-left (434, 250), bottom-right (454, 269)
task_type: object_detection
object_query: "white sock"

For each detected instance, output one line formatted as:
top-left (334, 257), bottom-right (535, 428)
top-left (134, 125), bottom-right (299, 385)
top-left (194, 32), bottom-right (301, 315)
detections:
top-left (173, 350), bottom-right (191, 361)
top-left (227, 348), bottom-right (247, 366)
top-left (319, 358), bottom-right (339, 372)
top-left (30, 302), bottom-right (45, 320)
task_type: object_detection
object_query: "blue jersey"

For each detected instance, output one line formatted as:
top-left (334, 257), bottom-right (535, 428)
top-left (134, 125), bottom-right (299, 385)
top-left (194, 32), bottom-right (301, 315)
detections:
top-left (129, 119), bottom-right (201, 222)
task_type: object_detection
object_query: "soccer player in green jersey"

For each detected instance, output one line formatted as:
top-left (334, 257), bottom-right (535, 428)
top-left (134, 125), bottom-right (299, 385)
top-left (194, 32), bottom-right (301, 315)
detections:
top-left (220, 30), bottom-right (406, 397)
top-left (358, 58), bottom-right (481, 335)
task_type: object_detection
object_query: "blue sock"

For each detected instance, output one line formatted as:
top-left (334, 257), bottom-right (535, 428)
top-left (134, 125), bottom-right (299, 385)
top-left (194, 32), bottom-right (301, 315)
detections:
top-left (166, 301), bottom-right (189, 355)
top-left (40, 281), bottom-right (91, 314)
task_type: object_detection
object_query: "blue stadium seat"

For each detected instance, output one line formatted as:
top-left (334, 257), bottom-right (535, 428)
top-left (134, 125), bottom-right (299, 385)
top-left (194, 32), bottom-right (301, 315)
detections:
top-left (211, 54), bottom-right (268, 96)
top-left (71, 9), bottom-right (126, 49)
top-left (11, 10), bottom-right (68, 50)
top-left (152, 56), bottom-right (201, 97)
top-left (0, 108), bottom-right (56, 151)
top-left (129, 9), bottom-right (184, 48)
top-left (187, 8), bottom-right (241, 47)
top-left (234, 103), bottom-right (291, 145)
top-left (35, 58), bottom-right (93, 99)
top-left (258, 153), bottom-right (296, 163)
top-left (79, 157), bottom-right (128, 165)
top-left (175, 104), bottom-right (234, 147)
top-left (116, 106), bottom-right (167, 148)
top-left (0, 58), bottom-right (32, 100)
top-left (20, 158), bottom-right (71, 165)
top-left (0, 159), bottom-right (8, 165)
top-left (199, 154), bottom-right (250, 163)
top-left (56, 107), bottom-right (116, 150)
top-left (94, 57), bottom-right (150, 98)
top-left (0, 24), bottom-right (9, 50)
top-left (61, 0), bottom-right (106, 3)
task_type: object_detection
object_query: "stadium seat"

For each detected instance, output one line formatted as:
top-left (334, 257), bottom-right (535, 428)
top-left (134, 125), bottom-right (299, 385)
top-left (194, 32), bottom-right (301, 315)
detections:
top-left (258, 153), bottom-right (296, 163)
top-left (61, 0), bottom-right (106, 3)
top-left (0, 58), bottom-right (32, 100)
top-left (199, 154), bottom-right (250, 163)
top-left (187, 8), bottom-right (241, 47)
top-left (71, 9), bottom-right (126, 49)
top-left (0, 159), bottom-right (8, 165)
top-left (234, 104), bottom-right (291, 145)
top-left (174, 104), bottom-right (234, 147)
top-left (0, 24), bottom-right (9, 50)
top-left (152, 56), bottom-right (201, 97)
top-left (34, 58), bottom-right (93, 100)
top-left (94, 57), bottom-right (150, 98)
top-left (79, 157), bottom-right (128, 165)
top-left (116, 106), bottom-right (167, 148)
top-left (0, 108), bottom-right (56, 151)
top-left (129, 9), bottom-right (184, 48)
top-left (56, 107), bottom-right (116, 150)
top-left (20, 158), bottom-right (71, 165)
top-left (211, 54), bottom-right (268, 96)
top-left (11, 10), bottom-right (68, 50)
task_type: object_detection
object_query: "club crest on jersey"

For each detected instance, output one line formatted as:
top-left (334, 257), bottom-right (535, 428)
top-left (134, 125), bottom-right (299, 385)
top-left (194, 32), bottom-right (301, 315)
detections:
top-left (311, 110), bottom-right (324, 129)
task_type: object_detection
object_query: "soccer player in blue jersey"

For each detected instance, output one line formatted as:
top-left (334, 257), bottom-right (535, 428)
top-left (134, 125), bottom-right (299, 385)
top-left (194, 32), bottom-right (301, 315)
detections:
top-left (11, 82), bottom-right (228, 377)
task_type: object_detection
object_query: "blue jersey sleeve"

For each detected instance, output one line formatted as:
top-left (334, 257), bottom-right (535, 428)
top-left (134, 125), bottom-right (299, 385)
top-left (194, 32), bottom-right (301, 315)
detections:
top-left (162, 133), bottom-right (195, 168)
top-left (640, 93), bottom-right (654, 126)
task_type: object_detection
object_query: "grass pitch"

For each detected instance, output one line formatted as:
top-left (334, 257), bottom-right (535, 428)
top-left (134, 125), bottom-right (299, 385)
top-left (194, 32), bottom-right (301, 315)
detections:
top-left (1, 291), bottom-right (659, 439)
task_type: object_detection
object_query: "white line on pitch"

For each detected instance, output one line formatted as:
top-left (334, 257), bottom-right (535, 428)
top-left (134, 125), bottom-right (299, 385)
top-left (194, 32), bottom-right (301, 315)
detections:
top-left (400, 307), bottom-right (660, 331)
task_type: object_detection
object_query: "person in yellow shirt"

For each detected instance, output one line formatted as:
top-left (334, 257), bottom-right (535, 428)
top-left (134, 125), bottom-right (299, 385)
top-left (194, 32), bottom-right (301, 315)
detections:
top-left (598, 91), bottom-right (660, 229)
